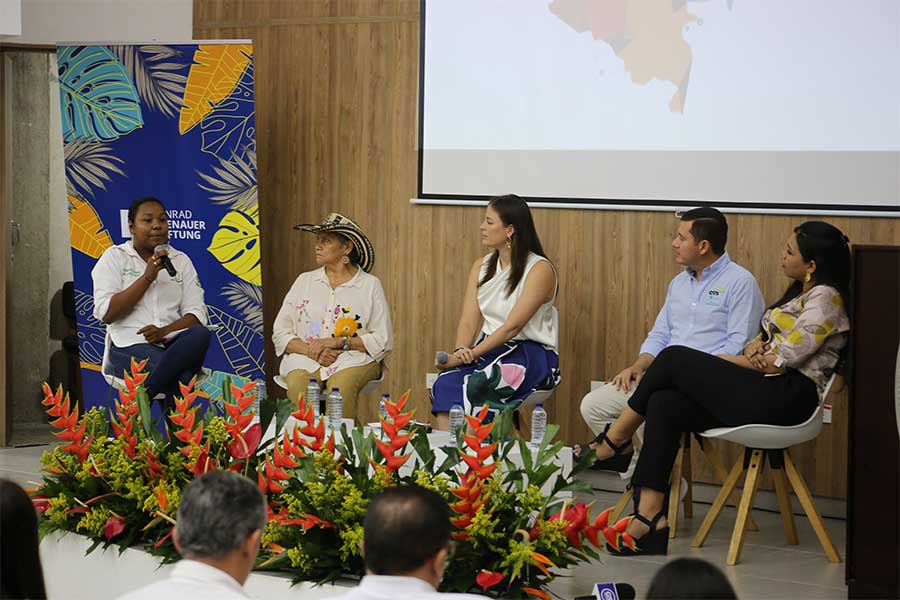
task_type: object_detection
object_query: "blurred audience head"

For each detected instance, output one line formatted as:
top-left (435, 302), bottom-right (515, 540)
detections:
top-left (174, 471), bottom-right (266, 585)
top-left (0, 479), bottom-right (47, 599)
top-left (363, 485), bottom-right (452, 587)
top-left (646, 558), bottom-right (737, 599)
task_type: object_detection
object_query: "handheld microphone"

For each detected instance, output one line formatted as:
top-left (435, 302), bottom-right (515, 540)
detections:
top-left (573, 582), bottom-right (636, 600)
top-left (153, 244), bottom-right (177, 277)
top-left (435, 351), bottom-right (449, 366)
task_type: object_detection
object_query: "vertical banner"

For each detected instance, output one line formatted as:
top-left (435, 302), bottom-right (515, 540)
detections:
top-left (57, 42), bottom-right (263, 414)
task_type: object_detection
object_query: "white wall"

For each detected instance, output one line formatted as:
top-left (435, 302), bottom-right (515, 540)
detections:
top-left (1, 0), bottom-right (192, 44)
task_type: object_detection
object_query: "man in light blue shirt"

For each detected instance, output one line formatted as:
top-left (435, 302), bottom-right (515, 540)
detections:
top-left (578, 208), bottom-right (765, 480)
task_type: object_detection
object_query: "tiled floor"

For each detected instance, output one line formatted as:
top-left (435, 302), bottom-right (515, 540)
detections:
top-left (2, 441), bottom-right (848, 600)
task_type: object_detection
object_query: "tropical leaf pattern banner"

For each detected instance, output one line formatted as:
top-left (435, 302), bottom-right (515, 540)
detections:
top-left (58, 43), bottom-right (263, 414)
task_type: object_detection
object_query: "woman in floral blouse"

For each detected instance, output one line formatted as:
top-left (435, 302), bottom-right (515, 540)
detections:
top-left (583, 221), bottom-right (851, 557)
top-left (273, 214), bottom-right (393, 423)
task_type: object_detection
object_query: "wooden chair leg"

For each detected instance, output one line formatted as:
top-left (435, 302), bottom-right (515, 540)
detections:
top-left (668, 444), bottom-right (685, 539)
top-left (692, 454), bottom-right (745, 548)
top-left (683, 438), bottom-right (693, 518)
top-left (783, 452), bottom-right (842, 563)
top-left (727, 449), bottom-right (764, 565)
top-left (609, 486), bottom-right (634, 523)
top-left (770, 457), bottom-right (799, 545)
top-left (702, 441), bottom-right (759, 532)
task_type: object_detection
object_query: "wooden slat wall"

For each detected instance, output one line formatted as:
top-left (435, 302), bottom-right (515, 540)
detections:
top-left (194, 0), bottom-right (900, 498)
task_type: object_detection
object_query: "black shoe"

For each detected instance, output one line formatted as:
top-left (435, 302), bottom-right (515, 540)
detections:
top-left (604, 510), bottom-right (669, 556)
top-left (574, 423), bottom-right (634, 473)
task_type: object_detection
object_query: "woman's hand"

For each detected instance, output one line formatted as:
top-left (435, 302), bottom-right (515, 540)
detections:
top-left (437, 353), bottom-right (463, 370)
top-left (308, 337), bottom-right (340, 361)
top-left (137, 324), bottom-right (167, 344)
top-left (318, 349), bottom-right (341, 367)
top-left (142, 249), bottom-right (167, 283)
top-left (743, 340), bottom-right (770, 370)
top-left (454, 347), bottom-right (476, 365)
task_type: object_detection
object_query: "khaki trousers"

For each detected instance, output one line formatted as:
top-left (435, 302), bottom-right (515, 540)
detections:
top-left (284, 361), bottom-right (382, 424)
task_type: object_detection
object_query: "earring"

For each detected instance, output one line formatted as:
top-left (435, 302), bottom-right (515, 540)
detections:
top-left (506, 237), bottom-right (512, 250)
top-left (342, 256), bottom-right (350, 265)
top-left (804, 272), bottom-right (811, 283)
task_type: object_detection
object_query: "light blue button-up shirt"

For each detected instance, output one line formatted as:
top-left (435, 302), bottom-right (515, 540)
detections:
top-left (639, 252), bottom-right (765, 358)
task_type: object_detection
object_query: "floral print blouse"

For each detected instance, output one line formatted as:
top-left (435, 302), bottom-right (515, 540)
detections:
top-left (761, 284), bottom-right (849, 395)
top-left (272, 267), bottom-right (393, 381)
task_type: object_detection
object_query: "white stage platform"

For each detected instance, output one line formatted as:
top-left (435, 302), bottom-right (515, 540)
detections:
top-left (40, 532), bottom-right (353, 600)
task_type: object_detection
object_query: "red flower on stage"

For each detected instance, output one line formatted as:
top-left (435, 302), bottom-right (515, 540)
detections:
top-left (42, 382), bottom-right (94, 463)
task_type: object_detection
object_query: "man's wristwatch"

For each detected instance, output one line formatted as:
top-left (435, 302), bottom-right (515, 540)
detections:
top-left (341, 336), bottom-right (350, 351)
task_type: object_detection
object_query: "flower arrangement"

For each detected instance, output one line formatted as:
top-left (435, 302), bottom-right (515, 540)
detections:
top-left (32, 359), bottom-right (604, 598)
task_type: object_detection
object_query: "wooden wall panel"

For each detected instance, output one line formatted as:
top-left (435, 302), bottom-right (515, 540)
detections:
top-left (195, 0), bottom-right (900, 498)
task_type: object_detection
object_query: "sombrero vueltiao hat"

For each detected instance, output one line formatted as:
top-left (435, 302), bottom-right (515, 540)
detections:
top-left (294, 213), bottom-right (375, 273)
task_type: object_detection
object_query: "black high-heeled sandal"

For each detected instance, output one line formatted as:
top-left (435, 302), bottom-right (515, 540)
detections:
top-left (574, 423), bottom-right (634, 472)
top-left (604, 510), bottom-right (669, 556)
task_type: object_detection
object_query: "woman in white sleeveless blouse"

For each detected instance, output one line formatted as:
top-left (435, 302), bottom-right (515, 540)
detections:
top-left (432, 195), bottom-right (560, 430)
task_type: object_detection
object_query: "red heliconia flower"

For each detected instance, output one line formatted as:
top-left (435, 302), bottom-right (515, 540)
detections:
top-left (549, 501), bottom-right (590, 549)
top-left (154, 482), bottom-right (168, 512)
top-left (190, 444), bottom-right (217, 477)
top-left (227, 422), bottom-right (262, 460)
top-left (582, 508), bottom-right (612, 549)
top-left (103, 515), bottom-right (126, 541)
top-left (41, 383), bottom-right (93, 464)
top-left (171, 378), bottom-right (204, 457)
top-left (373, 391), bottom-right (415, 472)
top-left (476, 570), bottom-right (504, 592)
top-left (32, 494), bottom-right (50, 514)
top-left (145, 447), bottom-right (165, 480)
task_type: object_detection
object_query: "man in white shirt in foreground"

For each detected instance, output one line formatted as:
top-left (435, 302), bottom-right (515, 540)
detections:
top-left (333, 485), bottom-right (482, 600)
top-left (118, 471), bottom-right (265, 600)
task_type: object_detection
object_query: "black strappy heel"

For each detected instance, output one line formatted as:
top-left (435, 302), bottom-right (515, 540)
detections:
top-left (574, 423), bottom-right (634, 472)
top-left (604, 510), bottom-right (670, 556)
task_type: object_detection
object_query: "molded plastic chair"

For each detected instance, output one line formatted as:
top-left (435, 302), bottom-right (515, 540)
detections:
top-left (691, 373), bottom-right (841, 565)
top-left (101, 330), bottom-right (211, 397)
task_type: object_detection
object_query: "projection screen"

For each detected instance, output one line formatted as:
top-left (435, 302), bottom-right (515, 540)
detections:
top-left (417, 0), bottom-right (900, 215)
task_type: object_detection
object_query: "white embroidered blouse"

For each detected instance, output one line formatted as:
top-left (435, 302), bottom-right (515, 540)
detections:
top-left (272, 267), bottom-right (393, 380)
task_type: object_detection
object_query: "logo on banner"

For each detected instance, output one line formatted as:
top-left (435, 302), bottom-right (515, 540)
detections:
top-left (119, 209), bottom-right (208, 241)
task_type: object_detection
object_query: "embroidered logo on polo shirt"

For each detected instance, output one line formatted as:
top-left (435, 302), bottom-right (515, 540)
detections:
top-left (705, 285), bottom-right (725, 307)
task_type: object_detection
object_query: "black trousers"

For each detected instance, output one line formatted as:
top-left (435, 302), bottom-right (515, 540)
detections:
top-left (628, 345), bottom-right (819, 494)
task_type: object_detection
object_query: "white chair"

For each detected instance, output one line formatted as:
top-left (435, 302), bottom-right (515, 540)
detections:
top-left (691, 373), bottom-right (842, 565)
top-left (101, 330), bottom-right (210, 398)
top-left (519, 388), bottom-right (553, 408)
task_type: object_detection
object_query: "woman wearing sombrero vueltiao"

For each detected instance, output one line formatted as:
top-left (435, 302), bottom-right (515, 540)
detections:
top-left (273, 214), bottom-right (393, 422)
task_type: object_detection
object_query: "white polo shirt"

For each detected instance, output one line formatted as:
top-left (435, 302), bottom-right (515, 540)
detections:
top-left (330, 575), bottom-right (484, 600)
top-left (116, 559), bottom-right (249, 600)
top-left (92, 241), bottom-right (207, 348)
top-left (272, 267), bottom-right (393, 381)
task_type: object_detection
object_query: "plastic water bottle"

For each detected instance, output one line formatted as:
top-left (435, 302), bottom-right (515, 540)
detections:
top-left (378, 393), bottom-right (390, 422)
top-left (327, 387), bottom-right (343, 433)
top-left (305, 378), bottom-right (320, 418)
top-left (529, 403), bottom-right (547, 449)
top-left (449, 402), bottom-right (465, 445)
top-left (253, 379), bottom-right (266, 416)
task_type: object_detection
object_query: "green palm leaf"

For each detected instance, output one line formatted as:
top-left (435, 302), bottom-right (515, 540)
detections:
top-left (64, 141), bottom-right (126, 198)
top-left (197, 148), bottom-right (257, 211)
top-left (110, 45), bottom-right (187, 118)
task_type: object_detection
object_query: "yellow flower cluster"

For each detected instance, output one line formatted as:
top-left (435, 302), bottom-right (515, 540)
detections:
top-left (41, 446), bottom-right (76, 474)
top-left (205, 416), bottom-right (229, 447)
top-left (339, 523), bottom-right (364, 562)
top-left (46, 495), bottom-right (74, 527)
top-left (519, 485), bottom-right (544, 513)
top-left (466, 504), bottom-right (504, 551)
top-left (81, 407), bottom-right (108, 440)
top-left (287, 545), bottom-right (313, 572)
top-left (499, 535), bottom-right (534, 582)
top-left (533, 518), bottom-right (569, 555)
top-left (413, 469), bottom-right (450, 494)
top-left (76, 506), bottom-right (112, 537)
